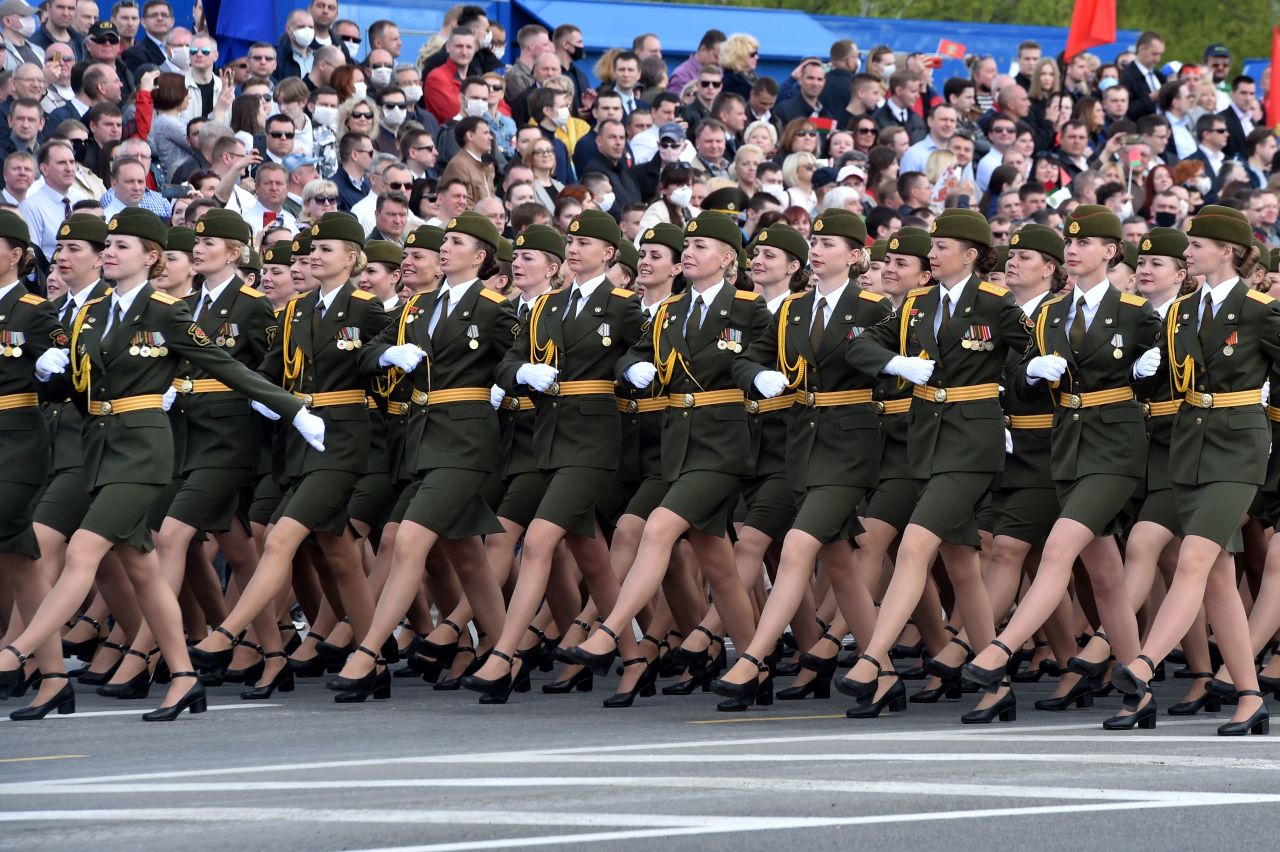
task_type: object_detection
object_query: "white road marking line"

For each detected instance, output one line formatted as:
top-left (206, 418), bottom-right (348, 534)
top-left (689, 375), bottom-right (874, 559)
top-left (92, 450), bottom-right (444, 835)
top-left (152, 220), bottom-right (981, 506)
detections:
top-left (0, 704), bottom-right (279, 722)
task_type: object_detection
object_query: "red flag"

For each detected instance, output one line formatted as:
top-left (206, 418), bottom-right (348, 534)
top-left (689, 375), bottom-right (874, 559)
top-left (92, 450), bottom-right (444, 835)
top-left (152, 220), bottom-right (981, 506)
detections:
top-left (1065, 0), bottom-right (1116, 60)
top-left (937, 39), bottom-right (966, 59)
top-left (1268, 25), bottom-right (1280, 128)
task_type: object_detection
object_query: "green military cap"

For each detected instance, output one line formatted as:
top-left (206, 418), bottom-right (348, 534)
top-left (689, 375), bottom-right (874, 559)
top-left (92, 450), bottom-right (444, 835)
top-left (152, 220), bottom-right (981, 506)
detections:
top-left (107, 206), bottom-right (167, 246)
top-left (616, 239), bottom-right (638, 274)
top-left (497, 237), bottom-right (514, 264)
top-left (309, 211), bottom-right (365, 244)
top-left (750, 221), bottom-right (808, 265)
top-left (513, 224), bottom-right (565, 260)
top-left (263, 239), bottom-right (293, 266)
top-left (567, 208), bottom-right (621, 248)
top-left (57, 212), bottom-right (107, 246)
top-left (868, 239), bottom-right (888, 263)
top-left (812, 207), bottom-right (868, 244)
top-left (638, 222), bottom-right (684, 258)
top-left (242, 248), bottom-right (263, 272)
top-left (445, 210), bottom-right (500, 251)
top-left (404, 224), bottom-right (445, 251)
top-left (364, 239), bottom-right (404, 266)
top-left (885, 226), bottom-right (931, 261)
top-left (0, 209), bottom-right (30, 248)
top-left (1008, 223), bottom-right (1064, 264)
top-left (291, 232), bottom-right (312, 256)
top-left (701, 186), bottom-right (750, 216)
top-left (1138, 227), bottom-right (1188, 259)
top-left (993, 244), bottom-right (1009, 273)
top-left (166, 226), bottom-right (196, 254)
top-left (685, 210), bottom-right (742, 250)
top-left (194, 208), bottom-right (252, 243)
top-left (1269, 247), bottom-right (1280, 274)
top-left (1118, 240), bottom-right (1139, 268)
top-left (1253, 238), bottom-right (1269, 267)
top-left (929, 208), bottom-right (993, 247)
top-left (1187, 204), bottom-right (1252, 248)
top-left (1063, 204), bottom-right (1122, 240)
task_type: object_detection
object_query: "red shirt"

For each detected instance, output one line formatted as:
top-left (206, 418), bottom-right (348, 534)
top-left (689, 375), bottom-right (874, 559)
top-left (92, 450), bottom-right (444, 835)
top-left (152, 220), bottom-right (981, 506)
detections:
top-left (425, 59), bottom-right (463, 125)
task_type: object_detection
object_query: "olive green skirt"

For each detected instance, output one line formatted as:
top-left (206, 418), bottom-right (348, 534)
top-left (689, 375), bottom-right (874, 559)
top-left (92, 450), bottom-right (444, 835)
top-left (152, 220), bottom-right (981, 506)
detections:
top-left (81, 482), bottom-right (167, 552)
top-left (273, 470), bottom-right (360, 537)
top-left (402, 468), bottom-right (502, 538)
top-left (1055, 474), bottom-right (1141, 537)
top-left (792, 484), bottom-right (868, 545)
top-left (622, 475), bottom-right (670, 522)
top-left (497, 471), bottom-right (548, 529)
top-left (32, 468), bottom-right (94, 540)
top-left (862, 477), bottom-right (923, 533)
top-left (659, 470), bottom-right (741, 538)
top-left (534, 466), bottom-right (613, 538)
top-left (0, 480), bottom-right (42, 557)
top-left (739, 472), bottom-right (796, 541)
top-left (992, 487), bottom-right (1060, 547)
top-left (167, 467), bottom-right (251, 534)
top-left (1136, 488), bottom-right (1183, 536)
top-left (1175, 481), bottom-right (1256, 551)
top-left (909, 472), bottom-right (997, 547)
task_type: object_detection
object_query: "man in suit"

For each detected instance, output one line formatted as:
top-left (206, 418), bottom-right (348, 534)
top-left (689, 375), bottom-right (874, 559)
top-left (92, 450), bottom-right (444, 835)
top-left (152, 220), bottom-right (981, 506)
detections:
top-left (872, 69), bottom-right (927, 144)
top-left (1185, 113), bottom-right (1229, 202)
top-left (1121, 30), bottom-right (1166, 120)
top-left (120, 0), bottom-right (171, 75)
top-left (1218, 75), bottom-right (1258, 160)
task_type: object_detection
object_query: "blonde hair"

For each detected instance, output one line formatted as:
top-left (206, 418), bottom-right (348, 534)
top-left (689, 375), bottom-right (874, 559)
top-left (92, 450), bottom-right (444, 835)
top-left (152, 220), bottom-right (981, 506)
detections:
top-left (719, 33), bottom-right (760, 73)
top-left (141, 238), bottom-right (167, 278)
top-left (924, 149), bottom-right (956, 185)
top-left (338, 96), bottom-right (381, 139)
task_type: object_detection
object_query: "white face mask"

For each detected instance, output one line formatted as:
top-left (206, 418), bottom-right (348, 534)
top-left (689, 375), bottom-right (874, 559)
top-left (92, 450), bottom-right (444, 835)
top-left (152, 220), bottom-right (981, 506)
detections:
top-left (382, 106), bottom-right (406, 128)
top-left (370, 67), bottom-right (392, 87)
top-left (312, 105), bottom-right (338, 127)
top-left (352, 82), bottom-right (367, 100)
top-left (341, 38), bottom-right (361, 58)
top-left (170, 48), bottom-right (190, 70)
top-left (402, 84), bottom-right (423, 104)
top-left (18, 15), bottom-right (36, 37)
top-left (598, 192), bottom-right (616, 211)
top-left (1119, 199), bottom-right (1134, 218)
top-left (481, 30), bottom-right (493, 49)
top-left (881, 63), bottom-right (896, 79)
top-left (553, 106), bottom-right (570, 127)
top-left (760, 182), bottom-right (786, 203)
top-left (669, 185), bottom-right (693, 207)
top-left (465, 98), bottom-right (488, 117)
top-left (292, 27), bottom-right (315, 48)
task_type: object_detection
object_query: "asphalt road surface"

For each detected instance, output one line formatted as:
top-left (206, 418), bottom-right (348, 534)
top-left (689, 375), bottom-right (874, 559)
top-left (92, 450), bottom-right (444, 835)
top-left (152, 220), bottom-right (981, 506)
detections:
top-left (3, 667), bottom-right (1279, 851)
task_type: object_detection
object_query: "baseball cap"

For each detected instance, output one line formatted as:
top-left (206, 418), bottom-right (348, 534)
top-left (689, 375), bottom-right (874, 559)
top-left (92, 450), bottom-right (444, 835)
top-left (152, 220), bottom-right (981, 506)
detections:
top-left (283, 153), bottom-right (321, 173)
top-left (1203, 43), bottom-right (1230, 59)
top-left (658, 122), bottom-right (684, 142)
top-left (837, 163), bottom-right (867, 184)
top-left (0, 0), bottom-right (38, 17)
top-left (811, 167), bottom-right (838, 190)
top-left (88, 21), bottom-right (119, 41)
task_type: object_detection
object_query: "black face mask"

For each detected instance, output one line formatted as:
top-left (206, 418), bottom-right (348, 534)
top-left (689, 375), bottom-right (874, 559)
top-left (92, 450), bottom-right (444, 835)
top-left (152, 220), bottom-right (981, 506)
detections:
top-left (569, 45), bottom-right (585, 62)
top-left (1154, 211), bottom-right (1177, 228)
top-left (70, 138), bottom-right (88, 159)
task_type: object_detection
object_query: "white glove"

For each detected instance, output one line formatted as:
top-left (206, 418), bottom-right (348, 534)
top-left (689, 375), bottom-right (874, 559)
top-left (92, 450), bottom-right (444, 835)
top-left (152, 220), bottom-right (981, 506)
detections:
top-left (1264, 381), bottom-right (1270, 407)
top-left (34, 347), bottom-right (70, 380)
top-left (885, 355), bottom-right (935, 385)
top-left (490, 384), bottom-right (506, 409)
top-left (624, 361), bottom-right (657, 389)
top-left (292, 407), bottom-right (325, 452)
top-left (379, 344), bottom-right (425, 372)
top-left (1025, 354), bottom-right (1068, 383)
top-left (516, 362), bottom-right (559, 392)
top-left (161, 386), bottom-right (178, 412)
top-left (1132, 347), bottom-right (1161, 380)
top-left (250, 400), bottom-right (281, 420)
top-left (1005, 428), bottom-right (1014, 454)
top-left (753, 370), bottom-right (788, 398)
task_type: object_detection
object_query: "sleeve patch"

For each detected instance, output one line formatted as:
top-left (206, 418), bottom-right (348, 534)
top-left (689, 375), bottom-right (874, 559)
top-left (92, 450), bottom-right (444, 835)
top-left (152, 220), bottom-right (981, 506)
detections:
top-left (189, 323), bottom-right (212, 346)
top-left (50, 329), bottom-right (69, 347)
top-left (265, 325), bottom-right (278, 347)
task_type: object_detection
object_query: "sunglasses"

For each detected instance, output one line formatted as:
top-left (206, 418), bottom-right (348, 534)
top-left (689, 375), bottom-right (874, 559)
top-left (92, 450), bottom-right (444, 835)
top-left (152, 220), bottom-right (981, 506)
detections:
top-left (313, 195), bottom-right (338, 205)
top-left (91, 34), bottom-right (121, 45)
top-left (990, 126), bottom-right (1015, 134)
top-left (269, 131), bottom-right (296, 139)
top-left (386, 181), bottom-right (412, 191)
top-left (532, 148), bottom-right (554, 155)
top-left (487, 83), bottom-right (504, 92)
top-left (699, 80), bottom-right (722, 88)
top-left (411, 144), bottom-right (436, 153)
top-left (1209, 127), bottom-right (1228, 133)
top-left (381, 103), bottom-right (406, 110)
top-left (351, 111), bottom-right (374, 120)
top-left (795, 130), bottom-right (818, 137)
top-left (659, 139), bottom-right (683, 148)
top-left (856, 127), bottom-right (876, 134)
top-left (749, 51), bottom-right (758, 58)
top-left (189, 47), bottom-right (213, 55)
top-left (370, 63), bottom-right (393, 70)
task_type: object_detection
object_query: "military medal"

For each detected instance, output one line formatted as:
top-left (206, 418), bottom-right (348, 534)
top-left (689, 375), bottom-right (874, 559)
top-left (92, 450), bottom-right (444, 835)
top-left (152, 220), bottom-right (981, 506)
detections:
top-left (598, 323), bottom-right (611, 347)
top-left (467, 324), bottom-right (480, 349)
top-left (153, 332), bottom-right (167, 357)
top-left (223, 324), bottom-right (239, 348)
top-left (1224, 330), bottom-right (1237, 356)
top-left (1111, 333), bottom-right (1123, 359)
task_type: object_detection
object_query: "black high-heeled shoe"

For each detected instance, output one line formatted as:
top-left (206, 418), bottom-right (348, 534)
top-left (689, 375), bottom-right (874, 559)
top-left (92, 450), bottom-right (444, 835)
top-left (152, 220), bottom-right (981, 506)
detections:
top-left (1103, 694), bottom-right (1157, 730)
top-left (1205, 677), bottom-right (1239, 700)
top-left (240, 652), bottom-right (295, 700)
top-left (62, 615), bottom-right (103, 661)
top-left (604, 658), bottom-right (657, 708)
top-left (334, 665), bottom-right (391, 703)
top-left (9, 674), bottom-right (75, 720)
top-left (434, 647), bottom-right (477, 690)
top-left (222, 643), bottom-right (265, 685)
top-left (461, 649), bottom-right (515, 703)
top-left (1110, 653), bottom-right (1154, 700)
top-left (141, 674), bottom-right (207, 721)
top-left (0, 645), bottom-right (27, 699)
top-left (417, 618), bottom-right (462, 658)
top-left (1034, 677), bottom-right (1095, 711)
top-left (776, 674), bottom-right (831, 701)
top-left (1067, 631), bottom-right (1113, 680)
top-left (910, 679), bottom-right (963, 703)
top-left (1258, 674), bottom-right (1280, 698)
top-left (666, 625), bottom-right (718, 671)
top-left (1167, 674), bottom-right (1222, 716)
top-left (961, 682), bottom-right (1016, 724)
top-left (564, 624), bottom-right (621, 676)
top-left (714, 670), bottom-right (774, 712)
top-left (1217, 690), bottom-right (1269, 736)
top-left (845, 674), bottom-right (906, 718)
top-left (711, 653), bottom-right (767, 702)
top-left (835, 653), bottom-right (883, 700)
top-left (798, 632), bottom-right (842, 673)
top-left (926, 635), bottom-right (974, 684)
top-left (188, 626), bottom-right (242, 672)
top-left (543, 667), bottom-right (593, 694)
top-left (662, 667), bottom-right (713, 695)
top-left (97, 649), bottom-right (153, 699)
top-left (961, 639), bottom-right (1012, 691)
top-left (325, 646), bottom-right (381, 693)
top-left (77, 641), bottom-right (125, 686)
top-left (279, 623), bottom-right (302, 656)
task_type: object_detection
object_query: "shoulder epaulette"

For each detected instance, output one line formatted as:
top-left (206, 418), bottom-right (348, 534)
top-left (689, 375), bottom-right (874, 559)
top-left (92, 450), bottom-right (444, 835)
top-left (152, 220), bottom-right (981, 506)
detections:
top-left (859, 289), bottom-right (886, 302)
top-left (1119, 292), bottom-right (1148, 307)
top-left (239, 284), bottom-right (265, 299)
top-left (907, 286), bottom-right (933, 298)
top-left (978, 281), bottom-right (1010, 297)
top-left (611, 287), bottom-right (635, 298)
top-left (783, 292), bottom-right (805, 302)
top-left (85, 295), bottom-right (108, 309)
top-left (150, 291), bottom-right (178, 305)
top-left (18, 292), bottom-right (45, 305)
top-left (478, 288), bottom-right (506, 304)
top-left (350, 289), bottom-right (376, 301)
top-left (734, 290), bottom-right (762, 301)
top-left (547, 286), bottom-right (566, 295)
top-left (1246, 289), bottom-right (1276, 304)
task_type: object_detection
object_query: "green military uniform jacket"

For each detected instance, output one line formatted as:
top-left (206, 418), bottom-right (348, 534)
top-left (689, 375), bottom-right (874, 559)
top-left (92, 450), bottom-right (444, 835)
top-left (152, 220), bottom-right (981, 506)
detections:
top-left (998, 293), bottom-right (1057, 491)
top-left (617, 283), bottom-right (769, 481)
top-left (849, 273), bottom-right (1032, 478)
top-left (41, 281), bottom-right (112, 474)
top-left (1138, 298), bottom-right (1182, 493)
top-left (0, 285), bottom-right (61, 486)
top-left (361, 279), bottom-right (516, 475)
top-left (171, 276), bottom-right (278, 472)
top-left (615, 300), bottom-right (670, 485)
top-left (1162, 281), bottom-right (1280, 486)
top-left (261, 282), bottom-right (389, 478)
top-left (497, 277), bottom-right (644, 472)
top-left (71, 283), bottom-right (303, 490)
top-left (739, 282), bottom-right (891, 491)
top-left (1014, 285), bottom-right (1159, 482)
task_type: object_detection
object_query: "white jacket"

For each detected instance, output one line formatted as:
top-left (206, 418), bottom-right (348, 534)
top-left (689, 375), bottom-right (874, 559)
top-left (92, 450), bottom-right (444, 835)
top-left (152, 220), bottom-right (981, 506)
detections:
top-left (182, 71), bottom-right (224, 123)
